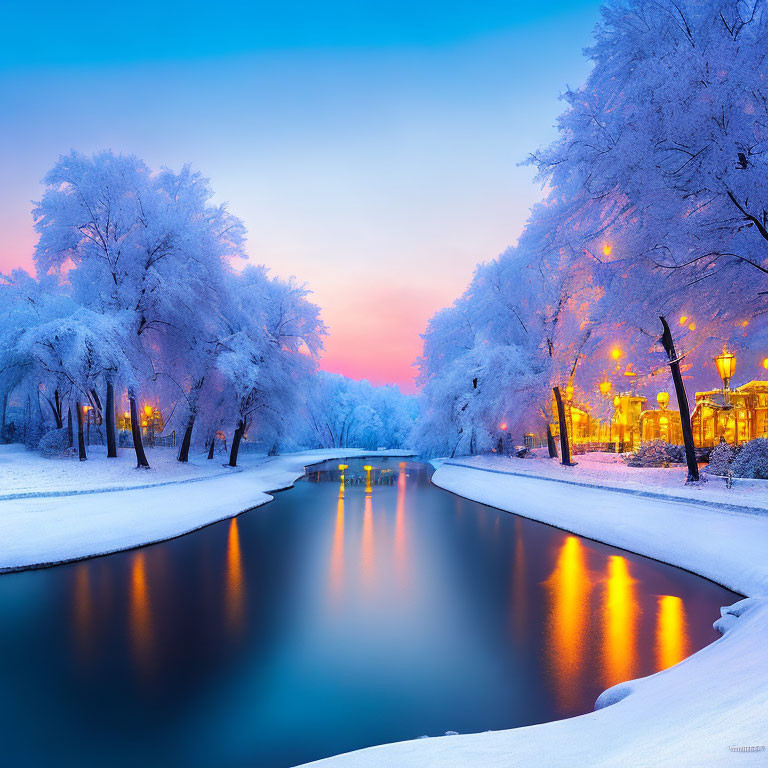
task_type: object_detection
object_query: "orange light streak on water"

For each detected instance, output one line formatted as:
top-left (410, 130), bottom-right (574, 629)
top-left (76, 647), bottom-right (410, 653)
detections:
top-left (73, 564), bottom-right (93, 660)
top-left (512, 517), bottom-right (527, 642)
top-left (656, 595), bottom-right (689, 671)
top-left (129, 552), bottom-right (153, 669)
top-left (329, 492), bottom-right (345, 602)
top-left (362, 493), bottom-right (375, 588)
top-left (602, 555), bottom-right (638, 689)
top-left (226, 518), bottom-right (246, 635)
top-left (545, 535), bottom-right (591, 713)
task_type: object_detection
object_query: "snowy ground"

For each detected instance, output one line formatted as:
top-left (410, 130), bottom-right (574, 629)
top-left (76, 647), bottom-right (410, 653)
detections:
top-left (303, 457), bottom-right (768, 768)
top-left (0, 445), bottom-right (414, 572)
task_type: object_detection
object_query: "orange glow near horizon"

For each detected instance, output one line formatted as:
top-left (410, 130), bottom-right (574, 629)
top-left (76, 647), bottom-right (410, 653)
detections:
top-left (545, 536), bottom-right (591, 713)
top-left (129, 552), bottom-right (153, 669)
top-left (226, 518), bottom-right (246, 634)
top-left (656, 595), bottom-right (689, 671)
top-left (602, 555), bottom-right (638, 689)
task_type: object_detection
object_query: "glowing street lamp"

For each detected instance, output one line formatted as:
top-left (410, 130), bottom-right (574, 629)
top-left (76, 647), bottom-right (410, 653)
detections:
top-left (499, 422), bottom-right (508, 432)
top-left (363, 464), bottom-right (373, 493)
top-left (599, 379), bottom-right (612, 397)
top-left (143, 404), bottom-right (153, 418)
top-left (714, 346), bottom-right (737, 402)
top-left (657, 391), bottom-right (670, 410)
top-left (611, 347), bottom-right (623, 361)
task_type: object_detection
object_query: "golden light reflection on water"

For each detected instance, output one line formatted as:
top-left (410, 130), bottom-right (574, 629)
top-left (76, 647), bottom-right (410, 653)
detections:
top-left (656, 595), bottom-right (689, 671)
top-left (362, 493), bottom-right (374, 586)
top-left (512, 517), bottom-right (527, 642)
top-left (394, 465), bottom-right (407, 582)
top-left (329, 493), bottom-right (345, 601)
top-left (225, 518), bottom-right (246, 635)
top-left (602, 555), bottom-right (638, 689)
top-left (545, 535), bottom-right (591, 712)
top-left (129, 552), bottom-right (153, 669)
top-left (73, 564), bottom-right (93, 659)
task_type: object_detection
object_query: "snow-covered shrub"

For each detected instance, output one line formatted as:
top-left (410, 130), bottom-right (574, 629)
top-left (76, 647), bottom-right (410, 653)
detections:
top-left (705, 439), bottom-right (738, 477)
top-left (730, 439), bottom-right (768, 480)
top-left (665, 444), bottom-right (686, 464)
top-left (38, 427), bottom-right (71, 457)
top-left (626, 439), bottom-right (674, 467)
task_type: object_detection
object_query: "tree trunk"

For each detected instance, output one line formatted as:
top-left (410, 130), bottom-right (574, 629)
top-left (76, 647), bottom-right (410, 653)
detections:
top-left (128, 391), bottom-right (150, 468)
top-left (546, 423), bottom-right (558, 458)
top-left (75, 400), bottom-right (87, 461)
top-left (207, 436), bottom-right (216, 460)
top-left (659, 316), bottom-right (699, 483)
top-left (228, 421), bottom-right (245, 467)
top-left (67, 406), bottom-right (73, 447)
top-left (53, 390), bottom-right (63, 429)
top-left (105, 380), bottom-right (117, 458)
top-left (178, 412), bottom-right (196, 462)
top-left (1, 392), bottom-right (7, 442)
top-left (553, 386), bottom-right (574, 466)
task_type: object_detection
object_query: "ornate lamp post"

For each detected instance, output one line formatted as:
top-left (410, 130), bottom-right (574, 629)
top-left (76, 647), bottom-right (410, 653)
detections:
top-left (657, 391), bottom-right (669, 410)
top-left (714, 347), bottom-right (737, 405)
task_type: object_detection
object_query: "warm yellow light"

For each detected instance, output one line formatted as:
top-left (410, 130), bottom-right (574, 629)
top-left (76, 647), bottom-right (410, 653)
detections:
top-left (613, 395), bottom-right (621, 409)
top-left (338, 464), bottom-right (348, 471)
top-left (565, 383), bottom-right (574, 401)
top-left (741, 320), bottom-right (749, 328)
top-left (602, 243), bottom-right (613, 256)
top-left (688, 322), bottom-right (696, 331)
top-left (714, 347), bottom-right (737, 384)
top-left (679, 315), bottom-right (688, 325)
top-left (363, 465), bottom-right (372, 472)
top-left (141, 420), bottom-right (148, 427)
top-left (499, 422), bottom-right (508, 431)
top-left (763, 358), bottom-right (768, 371)
top-left (143, 405), bottom-right (153, 417)
top-left (599, 380), bottom-right (612, 397)
top-left (123, 411), bottom-right (130, 419)
top-left (656, 391), bottom-right (670, 410)
top-left (611, 347), bottom-right (622, 361)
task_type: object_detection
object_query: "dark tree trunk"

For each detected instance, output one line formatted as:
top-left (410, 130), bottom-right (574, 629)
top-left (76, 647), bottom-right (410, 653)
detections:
top-left (128, 392), bottom-right (150, 469)
top-left (178, 412), bottom-right (196, 462)
top-left (105, 380), bottom-right (117, 458)
top-left (546, 423), bottom-right (558, 458)
top-left (553, 386), bottom-right (575, 466)
top-left (75, 400), bottom-right (87, 461)
top-left (67, 406), bottom-right (73, 447)
top-left (228, 421), bottom-right (245, 467)
top-left (207, 436), bottom-right (216, 460)
top-left (53, 390), bottom-right (63, 429)
top-left (659, 316), bottom-right (699, 483)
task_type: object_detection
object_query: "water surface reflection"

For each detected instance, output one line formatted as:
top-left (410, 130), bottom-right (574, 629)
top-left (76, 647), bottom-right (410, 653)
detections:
top-left (0, 458), bottom-right (737, 767)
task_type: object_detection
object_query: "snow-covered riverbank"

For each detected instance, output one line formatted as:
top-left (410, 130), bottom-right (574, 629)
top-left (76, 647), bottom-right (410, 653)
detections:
top-left (303, 459), bottom-right (768, 768)
top-left (0, 446), bottom-right (414, 572)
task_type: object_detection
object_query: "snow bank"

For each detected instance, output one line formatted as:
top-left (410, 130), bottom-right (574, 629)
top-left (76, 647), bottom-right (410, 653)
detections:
top-left (300, 460), bottom-right (768, 768)
top-left (0, 448), bottom-right (414, 572)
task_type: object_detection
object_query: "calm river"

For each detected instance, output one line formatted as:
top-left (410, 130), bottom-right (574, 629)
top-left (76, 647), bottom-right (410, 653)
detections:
top-left (0, 458), bottom-right (737, 767)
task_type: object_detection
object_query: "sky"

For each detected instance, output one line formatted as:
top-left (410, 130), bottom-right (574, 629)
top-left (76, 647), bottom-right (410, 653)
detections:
top-left (0, 0), bottom-right (601, 392)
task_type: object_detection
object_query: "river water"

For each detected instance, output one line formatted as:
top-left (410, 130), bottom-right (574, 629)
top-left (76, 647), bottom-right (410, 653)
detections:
top-left (0, 458), bottom-right (737, 766)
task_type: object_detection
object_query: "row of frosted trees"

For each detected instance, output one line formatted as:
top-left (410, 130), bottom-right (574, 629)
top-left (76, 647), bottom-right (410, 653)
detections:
top-left (0, 151), bottom-right (414, 468)
top-left (415, 0), bottom-right (768, 475)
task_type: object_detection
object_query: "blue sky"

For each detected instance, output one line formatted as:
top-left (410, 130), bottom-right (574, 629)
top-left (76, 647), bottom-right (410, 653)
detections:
top-left (0, 0), bottom-right (601, 390)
